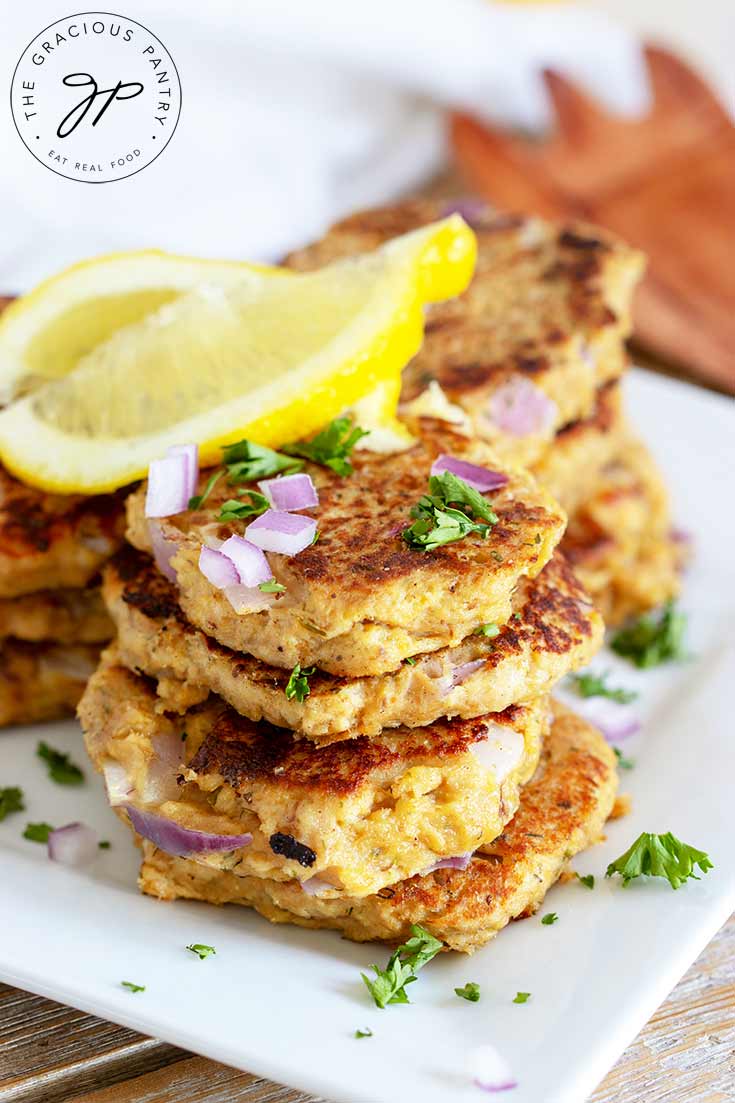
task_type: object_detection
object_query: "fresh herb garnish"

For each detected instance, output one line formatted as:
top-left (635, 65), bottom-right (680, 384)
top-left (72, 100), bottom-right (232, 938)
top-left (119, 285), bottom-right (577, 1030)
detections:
top-left (576, 873), bottom-right (595, 890)
top-left (474, 623), bottom-right (500, 638)
top-left (355, 1027), bottom-right (373, 1039)
top-left (362, 924), bottom-right (443, 1008)
top-left (541, 912), bottom-right (558, 925)
top-left (186, 943), bottom-right (216, 960)
top-left (258, 579), bottom-right (286, 593)
top-left (36, 742), bottom-right (84, 785)
top-left (403, 656), bottom-right (417, 666)
top-left (455, 982), bottom-right (481, 1002)
top-left (611, 602), bottom-right (688, 669)
top-left (284, 663), bottom-right (315, 703)
top-left (217, 490), bottom-right (270, 522)
top-left (513, 992), bottom-right (531, 1004)
top-left (121, 981), bottom-right (145, 993)
top-left (98, 840), bottom-right (111, 850)
top-left (282, 417), bottom-right (369, 476)
top-left (188, 468), bottom-right (224, 510)
top-left (402, 472), bottom-right (498, 552)
top-left (570, 670), bottom-right (637, 704)
top-left (23, 822), bottom-right (54, 843)
top-left (222, 439), bottom-right (303, 482)
top-left (0, 786), bottom-right (24, 822)
top-left (606, 832), bottom-right (713, 890)
top-left (613, 747), bottom-right (634, 770)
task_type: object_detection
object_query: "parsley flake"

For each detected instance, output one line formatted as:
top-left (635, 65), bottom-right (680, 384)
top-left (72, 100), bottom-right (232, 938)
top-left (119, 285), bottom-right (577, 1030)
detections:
top-left (474, 623), bottom-right (500, 638)
top-left (186, 943), bottom-right (216, 960)
top-left (189, 468), bottom-right (224, 511)
top-left (98, 840), bottom-right (111, 850)
top-left (0, 786), bottom-right (24, 822)
top-left (403, 656), bottom-right (417, 666)
top-left (403, 472), bottom-right (498, 552)
top-left (355, 1027), bottom-right (373, 1039)
top-left (285, 664), bottom-right (315, 703)
top-left (258, 579), bottom-right (286, 593)
top-left (513, 991), bottom-right (531, 1004)
top-left (23, 822), bottom-right (54, 843)
top-left (121, 981), bottom-right (145, 993)
top-left (455, 982), bottom-right (481, 1002)
top-left (37, 742), bottom-right (84, 786)
top-left (576, 873), bottom-right (595, 890)
top-left (362, 924), bottom-right (443, 1009)
top-left (606, 832), bottom-right (713, 890)
top-left (613, 747), bottom-right (634, 770)
top-left (611, 602), bottom-right (688, 668)
top-left (282, 417), bottom-right (369, 476)
top-left (541, 912), bottom-right (558, 925)
top-left (222, 439), bottom-right (303, 482)
top-left (570, 670), bottom-right (637, 704)
top-left (217, 490), bottom-right (271, 522)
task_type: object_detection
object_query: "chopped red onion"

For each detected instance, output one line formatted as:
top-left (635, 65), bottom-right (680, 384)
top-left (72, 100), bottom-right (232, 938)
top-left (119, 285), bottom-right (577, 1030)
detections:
top-left (126, 805), bottom-right (252, 858)
top-left (223, 583), bottom-right (277, 614)
top-left (423, 853), bottom-right (473, 876)
top-left (145, 454), bottom-right (190, 517)
top-left (575, 698), bottom-right (641, 743)
top-left (246, 510), bottom-right (316, 556)
top-left (166, 443), bottom-right (199, 502)
top-left (48, 823), bottom-right (99, 867)
top-left (431, 455), bottom-right (508, 492)
top-left (452, 659), bottom-right (486, 687)
top-left (148, 519), bottom-right (179, 582)
top-left (139, 731), bottom-right (185, 804)
top-left (471, 726), bottom-right (524, 781)
top-left (440, 198), bottom-right (488, 226)
top-left (670, 527), bottom-right (693, 547)
top-left (486, 378), bottom-right (557, 438)
top-left (258, 473), bottom-right (318, 512)
top-left (301, 875), bottom-right (336, 897)
top-left (219, 535), bottom-right (272, 587)
top-left (468, 1045), bottom-right (518, 1093)
top-left (199, 545), bottom-right (239, 589)
top-left (103, 761), bottom-right (134, 807)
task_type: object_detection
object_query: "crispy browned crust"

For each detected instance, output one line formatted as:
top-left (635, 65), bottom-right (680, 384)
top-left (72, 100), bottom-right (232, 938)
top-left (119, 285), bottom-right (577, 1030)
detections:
top-left (105, 546), bottom-right (602, 739)
top-left (0, 464), bottom-right (127, 598)
top-left (0, 584), bottom-right (113, 644)
top-left (126, 420), bottom-right (566, 676)
top-left (0, 639), bottom-right (102, 727)
top-left (139, 700), bottom-right (618, 952)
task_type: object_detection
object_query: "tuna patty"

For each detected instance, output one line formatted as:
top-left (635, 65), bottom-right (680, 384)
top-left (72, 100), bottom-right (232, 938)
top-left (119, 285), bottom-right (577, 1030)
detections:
top-left (0, 585), bottom-right (112, 644)
top-left (104, 547), bottom-right (601, 740)
top-left (79, 651), bottom-right (546, 898)
top-left (0, 639), bottom-right (101, 727)
top-left (127, 420), bottom-right (566, 677)
top-left (0, 463), bottom-right (126, 599)
top-left (139, 700), bottom-right (617, 953)
top-left (286, 199), bottom-right (643, 467)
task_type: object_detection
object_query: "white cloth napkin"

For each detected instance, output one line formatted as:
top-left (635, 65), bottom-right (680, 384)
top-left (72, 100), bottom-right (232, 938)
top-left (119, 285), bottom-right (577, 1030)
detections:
top-left (0, 0), bottom-right (649, 291)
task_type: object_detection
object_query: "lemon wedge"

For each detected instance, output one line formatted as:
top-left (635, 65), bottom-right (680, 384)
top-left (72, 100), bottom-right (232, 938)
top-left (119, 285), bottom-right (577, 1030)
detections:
top-left (0, 217), bottom-right (475, 493)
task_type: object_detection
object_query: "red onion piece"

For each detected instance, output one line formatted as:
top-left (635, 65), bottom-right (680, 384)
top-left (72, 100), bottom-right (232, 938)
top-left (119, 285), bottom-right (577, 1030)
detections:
top-left (670, 527), bottom-right (693, 547)
top-left (258, 473), bottom-right (318, 512)
top-left (422, 853), bottom-right (473, 876)
top-left (103, 761), bottom-right (134, 807)
top-left (431, 455), bottom-right (508, 492)
top-left (575, 698), bottom-right (641, 743)
top-left (471, 726), bottom-right (524, 781)
top-left (148, 520), bottom-right (179, 582)
top-left (48, 823), bottom-right (99, 867)
top-left (145, 454), bottom-right (190, 517)
top-left (199, 545), bottom-right (239, 589)
top-left (440, 198), bottom-right (488, 226)
top-left (468, 1045), bottom-right (518, 1093)
top-left (223, 583), bottom-right (277, 613)
top-left (486, 378), bottom-right (557, 438)
top-left (139, 731), bottom-right (185, 804)
top-left (246, 510), bottom-right (316, 556)
top-left (126, 805), bottom-right (253, 858)
top-left (452, 659), bottom-right (486, 687)
top-left (219, 535), bottom-right (272, 587)
top-left (300, 875), bottom-right (336, 897)
top-left (166, 443), bottom-right (199, 503)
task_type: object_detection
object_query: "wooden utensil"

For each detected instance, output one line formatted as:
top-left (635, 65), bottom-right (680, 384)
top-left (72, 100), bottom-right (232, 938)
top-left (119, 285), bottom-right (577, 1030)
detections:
top-left (450, 45), bottom-right (735, 393)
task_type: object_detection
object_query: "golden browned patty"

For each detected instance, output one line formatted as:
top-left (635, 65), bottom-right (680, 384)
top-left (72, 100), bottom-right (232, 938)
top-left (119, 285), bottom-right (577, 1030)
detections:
top-left (0, 463), bottom-right (126, 599)
top-left (0, 585), bottom-right (113, 644)
top-left (104, 546), bottom-right (601, 740)
top-left (79, 651), bottom-right (546, 898)
top-left (139, 700), bottom-right (617, 952)
top-left (0, 639), bottom-right (102, 727)
top-left (562, 436), bottom-right (682, 625)
top-left (127, 420), bottom-right (566, 677)
top-left (286, 199), bottom-right (643, 467)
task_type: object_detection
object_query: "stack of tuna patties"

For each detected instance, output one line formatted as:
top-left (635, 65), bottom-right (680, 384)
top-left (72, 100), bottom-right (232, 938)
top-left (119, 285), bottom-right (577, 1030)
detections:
top-left (80, 414), bottom-right (616, 952)
top-left (286, 198), bottom-right (684, 626)
top-left (0, 464), bottom-right (124, 727)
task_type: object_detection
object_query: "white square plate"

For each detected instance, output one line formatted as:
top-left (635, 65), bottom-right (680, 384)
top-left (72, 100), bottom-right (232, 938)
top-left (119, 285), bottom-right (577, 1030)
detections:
top-left (1, 370), bottom-right (733, 1103)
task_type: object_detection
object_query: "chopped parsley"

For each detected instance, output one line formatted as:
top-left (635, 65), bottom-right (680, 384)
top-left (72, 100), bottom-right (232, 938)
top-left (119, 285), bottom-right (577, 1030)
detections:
top-left (222, 439), bottom-right (303, 482)
top-left (576, 873), bottom-right (595, 890)
top-left (606, 832), bottom-right (713, 890)
top-left (0, 786), bottom-right (24, 822)
top-left (403, 472), bottom-right (498, 552)
top-left (284, 663), bottom-right (315, 703)
top-left (98, 840), bottom-right (111, 850)
top-left (121, 981), bottom-right (145, 993)
top-left (217, 490), bottom-right (270, 522)
top-left (541, 912), bottom-right (558, 925)
top-left (362, 924), bottom-right (443, 1008)
top-left (474, 623), bottom-right (500, 638)
top-left (569, 670), bottom-right (637, 704)
top-left (36, 742), bottom-right (84, 786)
top-left (258, 579), bottom-right (286, 593)
top-left (513, 992), bottom-right (531, 1004)
top-left (188, 468), bottom-right (225, 510)
top-left (403, 656), bottom-right (417, 666)
top-left (282, 417), bottom-right (369, 476)
top-left (186, 943), bottom-right (216, 960)
top-left (23, 822), bottom-right (54, 843)
top-left (355, 1027), bottom-right (373, 1039)
top-left (613, 747), bottom-right (634, 770)
top-left (455, 982), bottom-right (481, 1002)
top-left (611, 602), bottom-right (688, 668)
